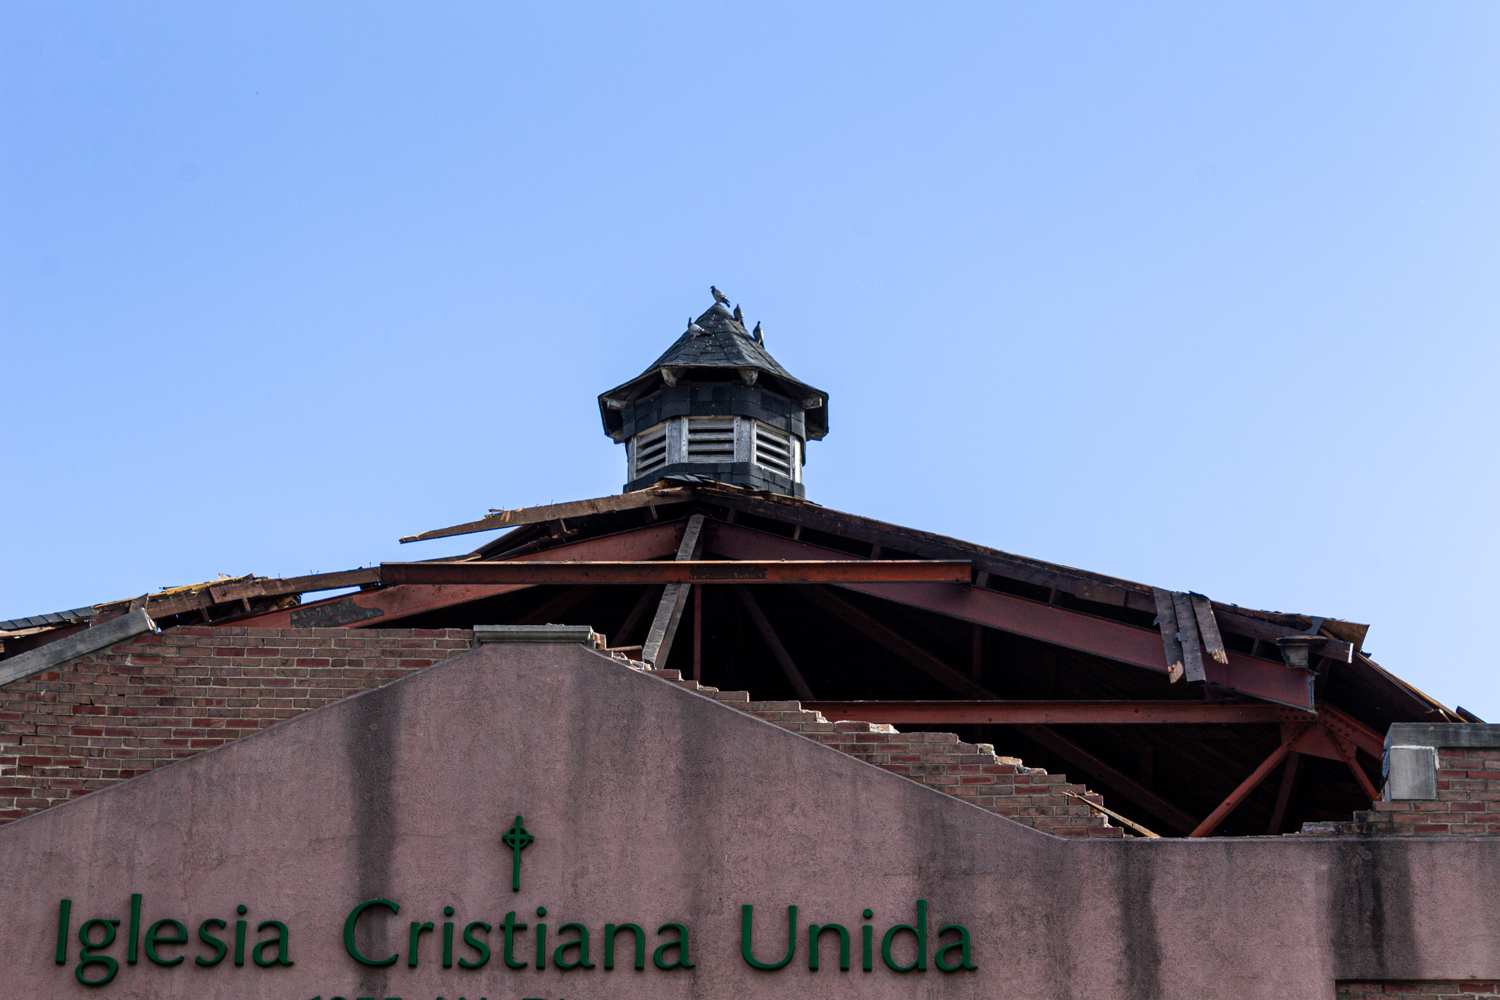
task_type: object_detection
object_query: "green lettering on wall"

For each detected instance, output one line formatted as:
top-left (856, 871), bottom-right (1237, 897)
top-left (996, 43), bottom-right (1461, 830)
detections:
top-left (126, 894), bottom-right (141, 966)
top-left (741, 905), bottom-right (797, 970)
top-left (196, 919), bottom-right (228, 966)
top-left (459, 921), bottom-right (491, 969)
top-left (76, 918), bottom-right (120, 987)
top-left (881, 899), bottom-right (927, 973)
top-left (808, 923), bottom-right (850, 971)
top-left (654, 922), bottom-right (694, 970)
top-left (253, 920), bottom-right (293, 967)
top-left (234, 905), bottom-right (247, 967)
top-left (145, 919), bottom-right (188, 966)
top-left (553, 922), bottom-right (594, 969)
top-left (342, 898), bottom-right (400, 967)
top-left (55, 899), bottom-right (71, 966)
top-left (934, 924), bottom-right (976, 971)
top-left (442, 906), bottom-right (455, 968)
top-left (603, 923), bottom-right (645, 970)
top-left (408, 921), bottom-right (435, 968)
top-left (501, 910), bottom-right (529, 969)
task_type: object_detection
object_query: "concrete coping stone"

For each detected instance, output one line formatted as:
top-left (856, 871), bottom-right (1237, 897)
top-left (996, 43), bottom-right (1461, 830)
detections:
top-left (1385, 723), bottom-right (1500, 751)
top-left (473, 624), bottom-right (604, 647)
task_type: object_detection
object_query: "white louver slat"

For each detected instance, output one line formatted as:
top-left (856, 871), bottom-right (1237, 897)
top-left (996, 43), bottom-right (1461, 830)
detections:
top-left (632, 422), bottom-right (668, 479)
top-left (753, 422), bottom-right (794, 479)
top-left (686, 417), bottom-right (736, 463)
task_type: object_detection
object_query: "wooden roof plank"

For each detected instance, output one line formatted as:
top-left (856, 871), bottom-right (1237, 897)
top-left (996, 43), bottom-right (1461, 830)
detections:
top-left (399, 486), bottom-right (689, 544)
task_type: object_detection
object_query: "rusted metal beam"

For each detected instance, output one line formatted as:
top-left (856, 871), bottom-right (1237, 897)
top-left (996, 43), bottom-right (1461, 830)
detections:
top-left (614, 587), bottom-right (660, 647)
top-left (240, 521), bottom-right (685, 628)
top-left (692, 586), bottom-right (703, 682)
top-left (1266, 751), bottom-right (1304, 835)
top-left (1014, 724), bottom-right (1200, 835)
top-left (1190, 728), bottom-right (1311, 837)
top-left (738, 588), bottom-right (815, 701)
top-left (1311, 703), bottom-right (1385, 758)
top-left (709, 521), bottom-right (1316, 711)
top-left (512, 585), bottom-right (602, 626)
top-left (803, 701), bottom-right (1286, 726)
top-left (795, 586), bottom-right (990, 699)
top-left (380, 559), bottom-right (972, 586)
top-left (1331, 731), bottom-right (1380, 804)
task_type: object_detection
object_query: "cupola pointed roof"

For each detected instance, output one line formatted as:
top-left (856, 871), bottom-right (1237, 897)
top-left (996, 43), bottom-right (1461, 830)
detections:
top-left (646, 303), bottom-right (792, 375)
top-left (599, 301), bottom-right (828, 440)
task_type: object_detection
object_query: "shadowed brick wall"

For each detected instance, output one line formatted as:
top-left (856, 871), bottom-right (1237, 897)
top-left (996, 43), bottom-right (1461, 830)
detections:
top-left (0, 626), bottom-right (471, 824)
top-left (1359, 747), bottom-right (1500, 836)
top-left (1304, 745), bottom-right (1500, 837)
top-left (1, 625), bottom-right (1120, 837)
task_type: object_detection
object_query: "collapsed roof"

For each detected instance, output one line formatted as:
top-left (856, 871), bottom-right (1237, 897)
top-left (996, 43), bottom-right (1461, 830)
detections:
top-left (3, 477), bottom-right (1460, 838)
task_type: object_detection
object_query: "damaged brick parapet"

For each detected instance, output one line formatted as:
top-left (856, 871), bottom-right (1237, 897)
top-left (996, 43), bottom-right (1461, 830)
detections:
top-left (1301, 723), bottom-right (1500, 837)
top-left (632, 666), bottom-right (1124, 838)
top-left (2, 622), bottom-right (1123, 838)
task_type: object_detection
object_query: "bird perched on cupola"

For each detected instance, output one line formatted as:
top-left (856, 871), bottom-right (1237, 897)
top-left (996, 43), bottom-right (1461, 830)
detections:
top-left (711, 285), bottom-right (730, 306)
top-left (733, 304), bottom-right (744, 324)
top-left (752, 321), bottom-right (763, 344)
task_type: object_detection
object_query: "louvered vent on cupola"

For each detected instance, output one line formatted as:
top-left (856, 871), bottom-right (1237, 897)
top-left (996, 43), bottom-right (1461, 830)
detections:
top-left (630, 422), bottom-right (668, 480)
top-left (685, 417), bottom-right (736, 462)
top-left (751, 422), bottom-right (797, 479)
top-left (627, 416), bottom-right (803, 486)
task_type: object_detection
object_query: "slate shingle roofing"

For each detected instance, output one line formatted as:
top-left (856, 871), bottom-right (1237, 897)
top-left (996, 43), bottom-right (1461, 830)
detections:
top-left (647, 303), bottom-right (794, 377)
top-left (599, 301), bottom-right (829, 440)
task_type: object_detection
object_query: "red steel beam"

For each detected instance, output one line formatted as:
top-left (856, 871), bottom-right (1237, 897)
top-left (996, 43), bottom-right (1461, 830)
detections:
top-left (240, 522), bottom-right (687, 628)
top-left (1189, 730), bottom-right (1304, 837)
top-left (1014, 724), bottom-right (1201, 835)
top-left (380, 560), bottom-right (971, 586)
top-left (804, 701), bottom-right (1286, 726)
top-left (707, 523), bottom-right (1316, 712)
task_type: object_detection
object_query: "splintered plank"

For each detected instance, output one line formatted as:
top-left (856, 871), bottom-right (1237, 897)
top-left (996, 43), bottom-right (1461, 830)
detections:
top-left (1152, 588), bottom-right (1185, 683)
top-left (1172, 591), bottom-right (1206, 684)
top-left (1189, 592), bottom-right (1229, 665)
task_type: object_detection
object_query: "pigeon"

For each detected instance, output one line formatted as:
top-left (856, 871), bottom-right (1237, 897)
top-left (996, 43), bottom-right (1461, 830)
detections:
top-left (733, 304), bottom-right (744, 324)
top-left (711, 285), bottom-right (730, 306)
top-left (688, 322), bottom-right (706, 339)
top-left (751, 321), bottom-right (763, 343)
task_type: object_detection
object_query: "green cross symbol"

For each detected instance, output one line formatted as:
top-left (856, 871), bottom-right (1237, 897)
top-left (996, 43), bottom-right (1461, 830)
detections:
top-left (502, 814), bottom-right (534, 892)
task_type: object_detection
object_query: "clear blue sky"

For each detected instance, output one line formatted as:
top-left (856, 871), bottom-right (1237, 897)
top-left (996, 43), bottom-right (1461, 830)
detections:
top-left (3, 4), bottom-right (1497, 718)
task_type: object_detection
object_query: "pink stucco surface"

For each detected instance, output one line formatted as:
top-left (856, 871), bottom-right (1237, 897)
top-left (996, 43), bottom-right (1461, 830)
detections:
top-left (1, 640), bottom-right (1497, 999)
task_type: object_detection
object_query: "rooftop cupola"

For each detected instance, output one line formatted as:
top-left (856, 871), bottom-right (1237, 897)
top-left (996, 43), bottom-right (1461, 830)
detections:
top-left (598, 292), bottom-right (828, 498)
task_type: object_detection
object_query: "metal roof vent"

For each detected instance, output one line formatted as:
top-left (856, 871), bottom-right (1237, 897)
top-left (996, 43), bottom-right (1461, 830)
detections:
top-left (599, 292), bottom-right (826, 498)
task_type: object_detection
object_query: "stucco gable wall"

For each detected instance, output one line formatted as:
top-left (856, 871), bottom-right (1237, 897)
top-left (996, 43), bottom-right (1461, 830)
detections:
top-left (0, 640), bottom-right (1496, 999)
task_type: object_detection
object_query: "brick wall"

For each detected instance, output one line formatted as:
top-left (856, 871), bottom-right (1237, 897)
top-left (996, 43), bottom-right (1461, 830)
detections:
top-left (1361, 748), bottom-right (1500, 836)
top-left (1340, 981), bottom-right (1500, 998)
top-left (0, 626), bottom-right (472, 824)
top-left (0, 624), bottom-right (1119, 836)
top-left (638, 667), bottom-right (1123, 838)
top-left (1304, 747), bottom-right (1500, 837)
